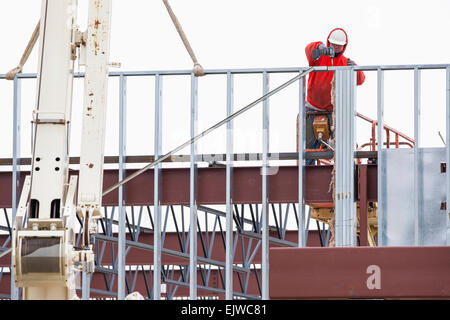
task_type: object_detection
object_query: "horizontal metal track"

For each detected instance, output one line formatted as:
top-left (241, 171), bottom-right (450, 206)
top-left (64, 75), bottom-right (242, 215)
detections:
top-left (0, 226), bottom-right (11, 232)
top-left (94, 234), bottom-right (248, 273)
top-left (88, 288), bottom-right (118, 297)
top-left (0, 248), bottom-right (11, 259)
top-left (0, 151), bottom-right (378, 166)
top-left (1, 63), bottom-right (449, 79)
top-left (0, 293), bottom-right (11, 299)
top-left (99, 216), bottom-right (153, 234)
top-left (163, 278), bottom-right (261, 300)
top-left (195, 205), bottom-right (278, 232)
top-left (85, 279), bottom-right (260, 299)
top-left (98, 204), bottom-right (279, 234)
top-left (95, 265), bottom-right (117, 275)
top-left (92, 267), bottom-right (261, 299)
top-left (238, 230), bottom-right (297, 247)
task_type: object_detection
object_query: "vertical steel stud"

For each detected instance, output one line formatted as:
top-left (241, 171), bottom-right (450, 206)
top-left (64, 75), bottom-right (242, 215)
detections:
top-left (298, 74), bottom-right (306, 247)
top-left (11, 77), bottom-right (21, 300)
top-left (413, 68), bottom-right (421, 246)
top-left (261, 71), bottom-right (270, 299)
top-left (377, 68), bottom-right (386, 246)
top-left (118, 74), bottom-right (127, 300)
top-left (153, 74), bottom-right (163, 299)
top-left (189, 74), bottom-right (198, 299)
top-left (225, 72), bottom-right (234, 299)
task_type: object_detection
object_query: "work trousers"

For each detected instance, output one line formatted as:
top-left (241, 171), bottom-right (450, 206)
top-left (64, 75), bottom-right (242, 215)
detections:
top-left (305, 106), bottom-right (333, 165)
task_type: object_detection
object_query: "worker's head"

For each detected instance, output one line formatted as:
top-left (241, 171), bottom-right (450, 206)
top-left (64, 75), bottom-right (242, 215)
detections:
top-left (327, 28), bottom-right (347, 56)
top-left (330, 42), bottom-right (345, 54)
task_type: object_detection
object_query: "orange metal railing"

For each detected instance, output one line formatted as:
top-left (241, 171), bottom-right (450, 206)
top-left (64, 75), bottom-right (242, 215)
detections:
top-left (355, 112), bottom-right (415, 151)
top-left (296, 111), bottom-right (415, 165)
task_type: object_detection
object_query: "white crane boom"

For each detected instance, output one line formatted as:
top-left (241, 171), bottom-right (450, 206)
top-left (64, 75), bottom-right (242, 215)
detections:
top-left (12, 0), bottom-right (112, 300)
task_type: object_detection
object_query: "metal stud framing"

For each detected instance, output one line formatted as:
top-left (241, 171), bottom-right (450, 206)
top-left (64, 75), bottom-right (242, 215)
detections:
top-left (1, 64), bottom-right (450, 300)
top-left (377, 68), bottom-right (386, 246)
top-left (154, 74), bottom-right (163, 299)
top-left (261, 71), bottom-right (270, 299)
top-left (334, 68), bottom-right (356, 247)
top-left (413, 68), bottom-right (421, 246)
top-left (225, 72), bottom-right (234, 299)
top-left (10, 77), bottom-right (21, 300)
top-left (189, 74), bottom-right (198, 299)
top-left (118, 74), bottom-right (127, 299)
top-left (298, 74), bottom-right (306, 247)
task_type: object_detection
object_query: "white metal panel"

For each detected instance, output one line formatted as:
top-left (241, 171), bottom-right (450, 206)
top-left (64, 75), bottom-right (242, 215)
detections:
top-left (382, 148), bottom-right (447, 246)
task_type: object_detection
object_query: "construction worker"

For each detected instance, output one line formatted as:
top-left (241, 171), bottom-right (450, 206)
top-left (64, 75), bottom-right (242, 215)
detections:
top-left (303, 27), bottom-right (365, 164)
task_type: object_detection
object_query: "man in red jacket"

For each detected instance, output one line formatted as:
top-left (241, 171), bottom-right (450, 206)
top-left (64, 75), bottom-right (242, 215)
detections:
top-left (303, 27), bottom-right (365, 164)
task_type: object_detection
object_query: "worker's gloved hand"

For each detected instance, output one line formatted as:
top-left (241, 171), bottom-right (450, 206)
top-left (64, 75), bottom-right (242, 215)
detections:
top-left (347, 58), bottom-right (356, 66)
top-left (312, 44), bottom-right (335, 60)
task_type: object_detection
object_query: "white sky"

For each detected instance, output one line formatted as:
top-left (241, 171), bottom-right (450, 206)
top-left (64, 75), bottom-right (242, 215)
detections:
top-left (1, 0), bottom-right (450, 161)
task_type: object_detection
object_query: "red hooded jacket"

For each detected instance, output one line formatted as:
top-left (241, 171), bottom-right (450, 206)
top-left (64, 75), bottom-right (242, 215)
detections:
top-left (305, 28), bottom-right (365, 110)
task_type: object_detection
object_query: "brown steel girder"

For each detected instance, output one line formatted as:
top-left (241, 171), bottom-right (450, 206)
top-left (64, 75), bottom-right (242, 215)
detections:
top-left (0, 164), bottom-right (377, 207)
top-left (270, 246), bottom-right (450, 299)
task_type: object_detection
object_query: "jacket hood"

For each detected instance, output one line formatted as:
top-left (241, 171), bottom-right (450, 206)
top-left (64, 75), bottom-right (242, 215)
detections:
top-left (327, 28), bottom-right (348, 56)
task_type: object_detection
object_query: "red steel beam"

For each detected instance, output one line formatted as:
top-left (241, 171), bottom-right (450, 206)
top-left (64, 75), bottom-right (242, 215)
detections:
top-left (4, 246), bottom-right (448, 299)
top-left (0, 165), bottom-right (378, 208)
top-left (358, 165), bottom-right (369, 246)
top-left (270, 246), bottom-right (450, 299)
